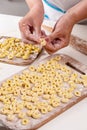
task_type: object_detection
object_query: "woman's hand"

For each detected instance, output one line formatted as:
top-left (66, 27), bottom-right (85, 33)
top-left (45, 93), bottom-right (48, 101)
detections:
top-left (44, 14), bottom-right (74, 53)
top-left (19, 5), bottom-right (44, 43)
top-left (44, 0), bottom-right (87, 54)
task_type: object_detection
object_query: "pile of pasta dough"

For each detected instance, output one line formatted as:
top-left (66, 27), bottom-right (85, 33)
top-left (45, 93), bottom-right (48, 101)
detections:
top-left (0, 37), bottom-right (41, 60)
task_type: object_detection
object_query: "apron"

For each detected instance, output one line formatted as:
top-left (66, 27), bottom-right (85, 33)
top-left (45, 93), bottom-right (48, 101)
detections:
top-left (43, 0), bottom-right (81, 21)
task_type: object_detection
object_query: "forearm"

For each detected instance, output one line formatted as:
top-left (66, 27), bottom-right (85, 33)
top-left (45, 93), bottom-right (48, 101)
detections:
top-left (25, 0), bottom-right (43, 9)
top-left (66, 0), bottom-right (87, 25)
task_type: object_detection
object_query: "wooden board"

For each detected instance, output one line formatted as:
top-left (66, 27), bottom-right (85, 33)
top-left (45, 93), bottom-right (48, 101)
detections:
top-left (70, 35), bottom-right (87, 55)
top-left (0, 54), bottom-right (87, 130)
top-left (0, 36), bottom-right (42, 66)
top-left (42, 24), bottom-right (87, 55)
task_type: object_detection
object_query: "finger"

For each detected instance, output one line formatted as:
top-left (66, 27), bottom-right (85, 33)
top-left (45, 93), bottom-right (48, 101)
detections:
top-left (34, 29), bottom-right (47, 44)
top-left (47, 29), bottom-right (62, 43)
top-left (41, 30), bottom-right (46, 37)
top-left (21, 25), bottom-right (40, 43)
top-left (44, 47), bottom-right (55, 55)
top-left (26, 25), bottom-right (46, 43)
top-left (21, 38), bottom-right (36, 44)
top-left (19, 21), bottom-right (31, 40)
top-left (19, 20), bottom-right (40, 42)
top-left (34, 26), bottom-right (41, 36)
top-left (52, 17), bottom-right (62, 31)
top-left (44, 40), bottom-right (57, 53)
top-left (45, 37), bottom-right (67, 53)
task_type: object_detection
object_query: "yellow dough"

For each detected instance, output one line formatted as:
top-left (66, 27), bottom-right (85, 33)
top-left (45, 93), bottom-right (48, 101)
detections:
top-left (0, 55), bottom-right (85, 126)
top-left (0, 37), bottom-right (41, 60)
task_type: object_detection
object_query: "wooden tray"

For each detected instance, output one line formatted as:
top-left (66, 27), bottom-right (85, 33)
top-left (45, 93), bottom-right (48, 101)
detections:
top-left (0, 54), bottom-right (87, 130)
top-left (70, 35), bottom-right (87, 55)
top-left (0, 36), bottom-right (42, 66)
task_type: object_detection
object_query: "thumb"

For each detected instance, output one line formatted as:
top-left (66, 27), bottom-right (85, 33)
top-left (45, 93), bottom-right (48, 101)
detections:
top-left (34, 26), bottom-right (41, 38)
top-left (47, 30), bottom-right (59, 42)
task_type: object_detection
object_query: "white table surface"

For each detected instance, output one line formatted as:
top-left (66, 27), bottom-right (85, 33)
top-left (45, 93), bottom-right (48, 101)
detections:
top-left (0, 14), bottom-right (87, 130)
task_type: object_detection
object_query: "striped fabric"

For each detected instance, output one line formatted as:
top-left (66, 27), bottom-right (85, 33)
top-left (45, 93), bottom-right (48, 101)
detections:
top-left (43, 0), bottom-right (81, 21)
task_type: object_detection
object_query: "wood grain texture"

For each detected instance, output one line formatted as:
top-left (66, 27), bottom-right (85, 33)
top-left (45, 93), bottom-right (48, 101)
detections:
top-left (70, 35), bottom-right (87, 55)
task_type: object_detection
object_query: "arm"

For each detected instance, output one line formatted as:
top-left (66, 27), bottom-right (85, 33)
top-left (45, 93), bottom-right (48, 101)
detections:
top-left (67, 0), bottom-right (87, 24)
top-left (25, 0), bottom-right (43, 9)
top-left (19, 0), bottom-right (44, 42)
top-left (45, 0), bottom-right (87, 53)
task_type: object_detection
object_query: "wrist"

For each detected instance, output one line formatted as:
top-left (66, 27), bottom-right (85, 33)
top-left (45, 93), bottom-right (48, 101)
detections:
top-left (66, 13), bottom-right (76, 26)
top-left (66, 0), bottom-right (87, 24)
top-left (29, 4), bottom-right (44, 18)
top-left (34, 4), bottom-right (44, 14)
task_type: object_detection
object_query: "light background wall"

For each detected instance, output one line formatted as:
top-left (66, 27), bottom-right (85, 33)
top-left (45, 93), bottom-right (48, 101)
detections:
top-left (0, 0), bottom-right (29, 16)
